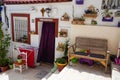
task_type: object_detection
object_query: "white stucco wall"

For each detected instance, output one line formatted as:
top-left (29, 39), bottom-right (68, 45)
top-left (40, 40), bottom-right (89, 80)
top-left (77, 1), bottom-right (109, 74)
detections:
top-left (70, 25), bottom-right (120, 55)
top-left (1, 0), bottom-right (120, 61)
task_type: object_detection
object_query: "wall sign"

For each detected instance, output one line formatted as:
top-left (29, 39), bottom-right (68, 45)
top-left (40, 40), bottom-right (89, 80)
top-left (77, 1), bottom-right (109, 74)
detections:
top-left (76, 0), bottom-right (84, 5)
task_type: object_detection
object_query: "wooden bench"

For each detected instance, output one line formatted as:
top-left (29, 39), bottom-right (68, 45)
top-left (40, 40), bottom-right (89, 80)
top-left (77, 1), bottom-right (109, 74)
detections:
top-left (68, 37), bottom-right (110, 72)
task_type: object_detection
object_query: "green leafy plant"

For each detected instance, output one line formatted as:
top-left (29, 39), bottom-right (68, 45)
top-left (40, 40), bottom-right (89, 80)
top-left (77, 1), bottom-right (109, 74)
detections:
top-left (0, 20), bottom-right (11, 67)
top-left (70, 57), bottom-right (77, 63)
top-left (55, 57), bottom-right (67, 72)
top-left (0, 58), bottom-right (9, 67)
top-left (78, 16), bottom-right (85, 21)
top-left (8, 57), bottom-right (13, 65)
top-left (64, 39), bottom-right (69, 57)
top-left (73, 16), bottom-right (85, 21)
top-left (55, 58), bottom-right (67, 64)
top-left (102, 9), bottom-right (113, 18)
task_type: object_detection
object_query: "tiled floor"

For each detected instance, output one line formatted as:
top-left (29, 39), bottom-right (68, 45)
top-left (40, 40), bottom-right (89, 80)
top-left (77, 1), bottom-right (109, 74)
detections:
top-left (0, 63), bottom-right (53, 80)
top-left (0, 63), bottom-right (111, 80)
top-left (48, 63), bottom-right (111, 80)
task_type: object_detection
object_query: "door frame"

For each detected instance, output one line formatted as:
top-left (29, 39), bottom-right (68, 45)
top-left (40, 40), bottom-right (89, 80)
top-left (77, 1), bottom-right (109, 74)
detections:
top-left (35, 18), bottom-right (58, 37)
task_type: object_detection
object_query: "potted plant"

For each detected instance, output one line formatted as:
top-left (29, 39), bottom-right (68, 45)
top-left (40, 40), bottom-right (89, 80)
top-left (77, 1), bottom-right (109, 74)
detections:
top-left (0, 32), bottom-right (11, 71)
top-left (101, 8), bottom-right (113, 21)
top-left (55, 57), bottom-right (67, 71)
top-left (0, 24), bottom-right (11, 72)
top-left (0, 6), bottom-right (11, 72)
top-left (102, 9), bottom-right (113, 18)
top-left (72, 16), bottom-right (85, 25)
top-left (0, 58), bottom-right (9, 72)
top-left (69, 57), bottom-right (77, 65)
top-left (55, 39), bottom-right (69, 71)
top-left (63, 39), bottom-right (69, 59)
top-left (17, 55), bottom-right (22, 64)
top-left (8, 57), bottom-right (13, 69)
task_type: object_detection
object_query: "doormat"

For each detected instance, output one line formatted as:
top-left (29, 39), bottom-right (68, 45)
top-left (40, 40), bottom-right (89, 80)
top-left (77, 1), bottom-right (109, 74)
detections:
top-left (36, 63), bottom-right (53, 79)
top-left (36, 70), bottom-right (50, 79)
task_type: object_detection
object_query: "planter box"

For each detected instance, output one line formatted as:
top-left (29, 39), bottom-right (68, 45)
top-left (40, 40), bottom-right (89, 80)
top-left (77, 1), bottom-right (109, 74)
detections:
top-left (83, 14), bottom-right (97, 18)
top-left (102, 17), bottom-right (113, 22)
top-left (72, 21), bottom-right (85, 25)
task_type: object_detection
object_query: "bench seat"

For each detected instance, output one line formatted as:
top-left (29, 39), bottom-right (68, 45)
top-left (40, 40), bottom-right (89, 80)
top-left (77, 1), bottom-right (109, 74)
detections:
top-left (68, 37), bottom-right (110, 72)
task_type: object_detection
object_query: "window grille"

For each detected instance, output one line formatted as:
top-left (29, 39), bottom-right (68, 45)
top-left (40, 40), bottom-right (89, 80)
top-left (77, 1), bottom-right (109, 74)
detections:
top-left (13, 17), bottom-right (28, 43)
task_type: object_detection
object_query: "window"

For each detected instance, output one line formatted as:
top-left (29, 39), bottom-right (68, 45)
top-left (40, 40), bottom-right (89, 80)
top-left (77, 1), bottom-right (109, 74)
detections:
top-left (11, 13), bottom-right (30, 44)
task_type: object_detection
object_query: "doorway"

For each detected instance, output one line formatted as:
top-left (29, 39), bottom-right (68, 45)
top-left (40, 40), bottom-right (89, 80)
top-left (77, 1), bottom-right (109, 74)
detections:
top-left (36, 18), bottom-right (58, 64)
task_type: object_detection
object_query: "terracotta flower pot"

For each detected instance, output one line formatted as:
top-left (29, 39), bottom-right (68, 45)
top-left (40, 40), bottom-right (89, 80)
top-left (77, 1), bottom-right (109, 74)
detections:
top-left (56, 62), bottom-right (67, 72)
top-left (0, 66), bottom-right (8, 72)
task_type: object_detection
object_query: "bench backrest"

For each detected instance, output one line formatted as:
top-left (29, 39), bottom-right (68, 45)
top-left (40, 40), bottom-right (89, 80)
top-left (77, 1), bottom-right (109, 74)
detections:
top-left (75, 37), bottom-right (108, 52)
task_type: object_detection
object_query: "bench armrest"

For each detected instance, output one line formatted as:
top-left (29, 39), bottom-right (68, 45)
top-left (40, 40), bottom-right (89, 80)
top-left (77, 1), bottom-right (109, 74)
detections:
top-left (107, 50), bottom-right (110, 54)
top-left (68, 44), bottom-right (75, 53)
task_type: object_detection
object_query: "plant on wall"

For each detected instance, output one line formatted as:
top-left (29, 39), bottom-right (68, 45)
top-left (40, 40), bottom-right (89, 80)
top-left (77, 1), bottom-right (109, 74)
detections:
top-left (101, 8), bottom-right (113, 22)
top-left (84, 5), bottom-right (99, 18)
top-left (72, 16), bottom-right (85, 25)
top-left (102, 9), bottom-right (113, 18)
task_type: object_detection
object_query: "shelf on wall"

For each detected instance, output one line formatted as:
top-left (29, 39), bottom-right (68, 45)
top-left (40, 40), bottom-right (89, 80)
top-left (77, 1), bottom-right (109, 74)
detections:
top-left (72, 20), bottom-right (85, 25)
top-left (83, 14), bottom-right (97, 18)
